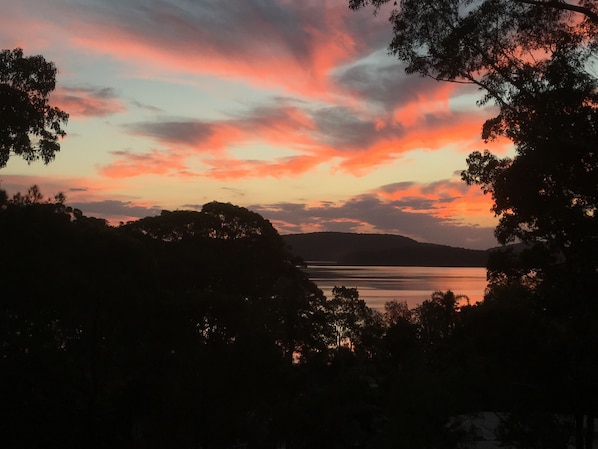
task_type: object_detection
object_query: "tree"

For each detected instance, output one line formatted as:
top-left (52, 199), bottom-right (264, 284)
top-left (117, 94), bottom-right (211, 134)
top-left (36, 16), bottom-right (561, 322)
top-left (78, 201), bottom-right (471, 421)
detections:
top-left (328, 286), bottom-right (383, 355)
top-left (414, 290), bottom-right (462, 346)
top-left (382, 300), bottom-right (418, 364)
top-left (348, 0), bottom-right (598, 292)
top-left (349, 1), bottom-right (597, 104)
top-left (348, 0), bottom-right (598, 323)
top-left (383, 299), bottom-right (412, 326)
top-left (0, 48), bottom-right (68, 167)
top-left (461, 52), bottom-right (598, 277)
top-left (349, 3), bottom-right (598, 445)
top-left (349, 0), bottom-right (598, 277)
top-left (0, 188), bottom-right (174, 448)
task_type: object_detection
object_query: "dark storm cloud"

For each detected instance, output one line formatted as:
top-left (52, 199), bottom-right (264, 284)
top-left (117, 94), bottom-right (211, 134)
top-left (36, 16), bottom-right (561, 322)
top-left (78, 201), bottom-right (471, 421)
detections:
top-left (164, 0), bottom-right (321, 63)
top-left (227, 100), bottom-right (308, 131)
top-left (343, 3), bottom-right (396, 49)
top-left (122, 100), bottom-right (405, 159)
top-left (420, 179), bottom-right (470, 196)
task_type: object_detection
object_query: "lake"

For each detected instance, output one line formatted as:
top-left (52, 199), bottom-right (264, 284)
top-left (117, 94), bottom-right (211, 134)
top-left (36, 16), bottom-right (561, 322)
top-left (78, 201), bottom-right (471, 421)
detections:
top-left (305, 265), bottom-right (488, 311)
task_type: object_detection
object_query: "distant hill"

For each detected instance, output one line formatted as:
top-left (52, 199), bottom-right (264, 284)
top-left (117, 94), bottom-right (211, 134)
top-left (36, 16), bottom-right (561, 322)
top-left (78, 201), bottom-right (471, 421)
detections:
top-left (282, 232), bottom-right (489, 267)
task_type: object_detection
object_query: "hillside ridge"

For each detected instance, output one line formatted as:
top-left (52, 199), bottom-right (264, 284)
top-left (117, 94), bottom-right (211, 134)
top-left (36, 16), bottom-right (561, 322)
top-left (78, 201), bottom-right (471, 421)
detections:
top-left (282, 231), bottom-right (488, 267)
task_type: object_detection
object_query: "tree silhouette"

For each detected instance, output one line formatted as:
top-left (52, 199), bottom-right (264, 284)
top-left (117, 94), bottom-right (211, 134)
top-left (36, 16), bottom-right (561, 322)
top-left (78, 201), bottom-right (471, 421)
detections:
top-left (320, 286), bottom-right (384, 363)
top-left (348, 0), bottom-right (597, 104)
top-left (348, 0), bottom-right (598, 302)
top-left (0, 48), bottom-right (68, 167)
top-left (349, 3), bottom-right (598, 446)
top-left (414, 290), bottom-right (461, 345)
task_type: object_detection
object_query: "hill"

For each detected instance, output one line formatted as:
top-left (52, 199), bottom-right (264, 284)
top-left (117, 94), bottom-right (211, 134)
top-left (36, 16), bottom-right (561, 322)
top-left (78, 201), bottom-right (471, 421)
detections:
top-left (282, 232), bottom-right (488, 267)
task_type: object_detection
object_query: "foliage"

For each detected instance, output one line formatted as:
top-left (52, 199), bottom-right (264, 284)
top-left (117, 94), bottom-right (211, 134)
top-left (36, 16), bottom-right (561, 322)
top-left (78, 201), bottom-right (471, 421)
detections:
top-left (121, 202), bottom-right (331, 362)
top-left (348, 0), bottom-right (598, 298)
top-left (0, 48), bottom-right (68, 167)
top-left (348, 4), bottom-right (598, 442)
top-left (0, 190), bottom-right (364, 448)
top-left (461, 65), bottom-right (598, 288)
top-left (414, 290), bottom-right (461, 345)
top-left (328, 286), bottom-right (384, 355)
top-left (5, 185), bottom-right (594, 449)
top-left (349, 0), bottom-right (597, 105)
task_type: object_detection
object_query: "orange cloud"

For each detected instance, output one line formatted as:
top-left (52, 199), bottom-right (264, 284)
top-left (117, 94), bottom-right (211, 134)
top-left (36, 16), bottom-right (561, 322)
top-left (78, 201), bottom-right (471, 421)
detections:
top-left (100, 102), bottom-right (340, 179)
top-left (335, 110), bottom-right (492, 174)
top-left (376, 178), bottom-right (495, 226)
top-left (99, 148), bottom-right (191, 178)
top-left (101, 97), bottom-right (511, 182)
top-left (5, 1), bottom-right (513, 187)
top-left (198, 154), bottom-right (325, 181)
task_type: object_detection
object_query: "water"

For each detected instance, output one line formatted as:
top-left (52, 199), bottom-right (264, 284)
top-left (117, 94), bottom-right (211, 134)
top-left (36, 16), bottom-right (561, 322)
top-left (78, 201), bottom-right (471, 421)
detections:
top-left (305, 265), bottom-right (488, 311)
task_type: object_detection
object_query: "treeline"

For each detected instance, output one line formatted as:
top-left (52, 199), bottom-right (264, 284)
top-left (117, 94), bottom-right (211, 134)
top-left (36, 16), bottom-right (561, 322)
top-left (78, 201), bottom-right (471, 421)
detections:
top-left (1, 187), bottom-right (593, 449)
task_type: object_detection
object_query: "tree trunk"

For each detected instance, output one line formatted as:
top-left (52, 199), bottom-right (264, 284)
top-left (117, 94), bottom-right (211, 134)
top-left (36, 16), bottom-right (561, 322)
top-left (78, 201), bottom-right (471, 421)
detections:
top-left (586, 412), bottom-right (595, 449)
top-left (577, 412), bottom-right (584, 449)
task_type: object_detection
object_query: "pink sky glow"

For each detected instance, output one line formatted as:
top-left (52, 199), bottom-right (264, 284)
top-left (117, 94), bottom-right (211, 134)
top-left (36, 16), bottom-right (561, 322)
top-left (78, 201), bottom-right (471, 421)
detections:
top-left (0, 0), bottom-right (515, 249)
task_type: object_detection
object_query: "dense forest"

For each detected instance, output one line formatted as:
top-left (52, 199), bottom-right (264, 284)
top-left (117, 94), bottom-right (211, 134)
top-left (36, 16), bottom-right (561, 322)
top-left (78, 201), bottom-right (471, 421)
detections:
top-left (0, 188), bottom-right (595, 448)
top-left (282, 232), bottom-right (489, 266)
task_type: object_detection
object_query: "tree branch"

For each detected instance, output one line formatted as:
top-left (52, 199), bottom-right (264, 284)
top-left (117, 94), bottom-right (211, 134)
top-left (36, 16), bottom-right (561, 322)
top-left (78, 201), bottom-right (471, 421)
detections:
top-left (515, 0), bottom-right (598, 24)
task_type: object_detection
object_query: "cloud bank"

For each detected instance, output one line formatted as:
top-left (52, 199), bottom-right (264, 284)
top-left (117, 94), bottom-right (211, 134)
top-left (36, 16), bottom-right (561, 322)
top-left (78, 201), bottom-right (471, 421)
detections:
top-left (0, 0), bottom-right (508, 249)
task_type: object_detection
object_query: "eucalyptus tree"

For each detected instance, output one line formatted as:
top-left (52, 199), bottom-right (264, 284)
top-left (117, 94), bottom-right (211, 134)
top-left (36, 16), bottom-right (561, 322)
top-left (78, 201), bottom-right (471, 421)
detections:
top-left (349, 2), bottom-right (598, 446)
top-left (0, 48), bottom-right (68, 167)
top-left (349, 0), bottom-right (598, 307)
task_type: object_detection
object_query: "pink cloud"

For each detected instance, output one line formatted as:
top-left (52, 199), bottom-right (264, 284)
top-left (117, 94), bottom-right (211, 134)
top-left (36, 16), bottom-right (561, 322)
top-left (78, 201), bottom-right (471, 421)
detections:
top-left (53, 1), bottom-right (373, 100)
top-left (100, 96), bottom-right (510, 182)
top-left (100, 103), bottom-right (335, 179)
top-left (99, 148), bottom-right (191, 178)
top-left (199, 154), bottom-right (325, 180)
top-left (250, 186), bottom-right (498, 249)
top-left (376, 179), bottom-right (495, 225)
top-left (52, 87), bottom-right (126, 118)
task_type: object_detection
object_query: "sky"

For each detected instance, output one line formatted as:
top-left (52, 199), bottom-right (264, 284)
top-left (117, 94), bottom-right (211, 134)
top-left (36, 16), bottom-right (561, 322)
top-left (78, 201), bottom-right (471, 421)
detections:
top-left (1, 0), bottom-right (514, 249)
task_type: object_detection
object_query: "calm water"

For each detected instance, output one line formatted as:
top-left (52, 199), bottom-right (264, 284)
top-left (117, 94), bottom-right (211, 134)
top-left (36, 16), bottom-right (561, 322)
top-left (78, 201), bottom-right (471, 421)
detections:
top-left (305, 265), bottom-right (488, 311)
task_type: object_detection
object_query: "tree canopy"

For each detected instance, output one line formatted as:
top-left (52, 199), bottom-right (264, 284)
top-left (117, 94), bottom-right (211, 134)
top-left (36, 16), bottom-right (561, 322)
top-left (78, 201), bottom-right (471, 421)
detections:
top-left (349, 0), bottom-right (598, 295)
top-left (349, 3), bottom-right (598, 445)
top-left (4, 188), bottom-right (594, 448)
top-left (348, 0), bottom-right (597, 105)
top-left (0, 48), bottom-right (68, 167)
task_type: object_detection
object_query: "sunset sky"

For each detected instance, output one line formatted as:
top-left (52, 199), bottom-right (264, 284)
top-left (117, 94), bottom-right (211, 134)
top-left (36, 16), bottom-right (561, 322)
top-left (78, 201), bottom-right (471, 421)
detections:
top-left (1, 0), bottom-right (514, 249)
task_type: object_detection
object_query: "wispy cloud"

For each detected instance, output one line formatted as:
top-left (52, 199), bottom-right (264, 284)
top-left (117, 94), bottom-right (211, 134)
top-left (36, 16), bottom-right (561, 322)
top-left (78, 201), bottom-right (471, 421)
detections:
top-left (99, 148), bottom-right (192, 178)
top-left (101, 96), bottom-right (498, 180)
top-left (53, 86), bottom-right (126, 117)
top-left (0, 0), bottom-right (506, 249)
top-left (39, 0), bottom-right (388, 98)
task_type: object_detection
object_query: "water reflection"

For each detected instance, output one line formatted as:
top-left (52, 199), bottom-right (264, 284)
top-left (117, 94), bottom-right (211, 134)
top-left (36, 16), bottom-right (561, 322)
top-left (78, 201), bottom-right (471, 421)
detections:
top-left (306, 265), bottom-right (488, 311)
